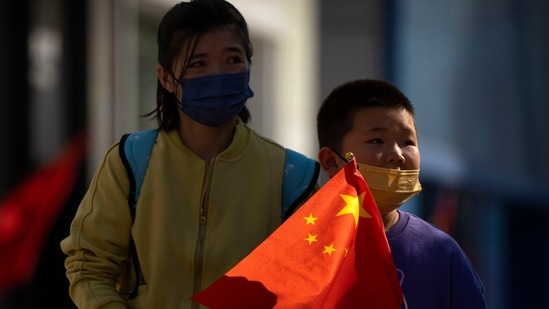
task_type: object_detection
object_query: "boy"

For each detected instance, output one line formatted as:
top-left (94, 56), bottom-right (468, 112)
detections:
top-left (316, 79), bottom-right (487, 308)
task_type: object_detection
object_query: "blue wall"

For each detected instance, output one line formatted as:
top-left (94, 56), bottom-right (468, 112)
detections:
top-left (390, 1), bottom-right (549, 308)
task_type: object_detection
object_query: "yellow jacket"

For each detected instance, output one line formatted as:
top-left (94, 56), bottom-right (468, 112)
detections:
top-left (61, 121), bottom-right (317, 308)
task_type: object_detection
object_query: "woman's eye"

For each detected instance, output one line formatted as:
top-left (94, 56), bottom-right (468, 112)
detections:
top-left (228, 56), bottom-right (244, 64)
top-left (404, 140), bottom-right (417, 146)
top-left (367, 138), bottom-right (383, 144)
top-left (188, 61), bottom-right (204, 68)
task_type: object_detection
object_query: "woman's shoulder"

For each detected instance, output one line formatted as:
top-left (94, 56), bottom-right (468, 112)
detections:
top-left (242, 123), bottom-right (286, 152)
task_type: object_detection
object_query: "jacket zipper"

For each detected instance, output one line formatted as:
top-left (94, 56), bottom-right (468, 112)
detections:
top-left (192, 159), bottom-right (214, 308)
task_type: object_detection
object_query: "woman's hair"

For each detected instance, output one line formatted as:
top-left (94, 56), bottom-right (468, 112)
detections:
top-left (148, 0), bottom-right (253, 130)
top-left (316, 79), bottom-right (415, 152)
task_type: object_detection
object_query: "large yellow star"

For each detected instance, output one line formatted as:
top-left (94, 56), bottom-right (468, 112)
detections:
top-left (323, 244), bottom-right (337, 256)
top-left (304, 233), bottom-right (318, 245)
top-left (336, 192), bottom-right (371, 227)
top-left (304, 213), bottom-right (318, 225)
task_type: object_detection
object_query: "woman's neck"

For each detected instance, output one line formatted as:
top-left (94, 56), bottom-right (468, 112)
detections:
top-left (177, 116), bottom-right (237, 161)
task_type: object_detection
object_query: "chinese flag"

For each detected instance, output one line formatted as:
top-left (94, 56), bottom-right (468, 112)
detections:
top-left (191, 159), bottom-right (403, 308)
top-left (0, 133), bottom-right (86, 293)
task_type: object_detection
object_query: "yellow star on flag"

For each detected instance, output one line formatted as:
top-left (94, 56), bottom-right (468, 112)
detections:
top-left (336, 192), bottom-right (371, 227)
top-left (323, 244), bottom-right (336, 256)
top-left (304, 233), bottom-right (318, 245)
top-left (304, 213), bottom-right (318, 225)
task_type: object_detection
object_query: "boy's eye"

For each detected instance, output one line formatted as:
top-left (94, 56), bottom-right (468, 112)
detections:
top-left (404, 141), bottom-right (416, 146)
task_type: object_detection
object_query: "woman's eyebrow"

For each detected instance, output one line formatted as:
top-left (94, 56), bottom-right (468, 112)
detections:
top-left (225, 45), bottom-right (245, 53)
top-left (187, 53), bottom-right (205, 62)
top-left (189, 45), bottom-right (244, 59)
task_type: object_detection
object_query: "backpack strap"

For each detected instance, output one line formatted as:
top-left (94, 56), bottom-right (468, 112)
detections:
top-left (118, 128), bottom-right (158, 299)
top-left (119, 128), bottom-right (159, 221)
top-left (281, 149), bottom-right (320, 220)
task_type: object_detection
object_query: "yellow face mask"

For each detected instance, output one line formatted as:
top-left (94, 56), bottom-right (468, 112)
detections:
top-left (356, 163), bottom-right (422, 216)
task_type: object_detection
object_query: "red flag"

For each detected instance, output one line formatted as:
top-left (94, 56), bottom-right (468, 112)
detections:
top-left (0, 133), bottom-right (86, 293)
top-left (191, 159), bottom-right (403, 308)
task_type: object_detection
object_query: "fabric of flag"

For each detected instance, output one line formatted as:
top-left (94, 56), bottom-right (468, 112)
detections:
top-left (0, 133), bottom-right (86, 293)
top-left (191, 158), bottom-right (403, 308)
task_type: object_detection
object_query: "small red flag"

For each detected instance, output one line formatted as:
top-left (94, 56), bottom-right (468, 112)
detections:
top-left (0, 133), bottom-right (86, 293)
top-left (191, 159), bottom-right (403, 308)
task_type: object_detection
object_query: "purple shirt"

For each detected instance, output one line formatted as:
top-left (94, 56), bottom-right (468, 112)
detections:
top-left (387, 211), bottom-right (487, 308)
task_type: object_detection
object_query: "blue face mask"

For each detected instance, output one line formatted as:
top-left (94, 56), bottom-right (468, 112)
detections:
top-left (179, 71), bottom-right (254, 126)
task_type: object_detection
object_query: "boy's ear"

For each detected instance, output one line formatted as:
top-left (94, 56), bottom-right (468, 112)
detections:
top-left (318, 147), bottom-right (342, 178)
top-left (156, 64), bottom-right (176, 93)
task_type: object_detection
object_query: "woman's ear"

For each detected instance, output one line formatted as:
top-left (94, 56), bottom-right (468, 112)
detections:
top-left (318, 147), bottom-right (343, 178)
top-left (156, 64), bottom-right (176, 93)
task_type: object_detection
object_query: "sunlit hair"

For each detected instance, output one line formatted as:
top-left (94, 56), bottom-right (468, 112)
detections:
top-left (146, 0), bottom-right (253, 130)
top-left (316, 79), bottom-right (415, 152)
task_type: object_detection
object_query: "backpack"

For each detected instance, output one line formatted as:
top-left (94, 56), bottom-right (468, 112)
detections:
top-left (119, 128), bottom-right (319, 221)
top-left (118, 128), bottom-right (319, 298)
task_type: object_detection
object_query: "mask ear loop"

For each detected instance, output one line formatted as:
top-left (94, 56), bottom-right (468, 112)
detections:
top-left (168, 71), bottom-right (181, 85)
top-left (330, 148), bottom-right (355, 163)
top-left (165, 70), bottom-right (184, 107)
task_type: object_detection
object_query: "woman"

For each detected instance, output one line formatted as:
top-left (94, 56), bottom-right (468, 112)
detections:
top-left (61, 1), bottom-right (318, 308)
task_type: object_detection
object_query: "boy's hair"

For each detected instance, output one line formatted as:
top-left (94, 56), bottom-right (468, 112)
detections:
top-left (149, 0), bottom-right (253, 130)
top-left (316, 79), bottom-right (415, 152)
